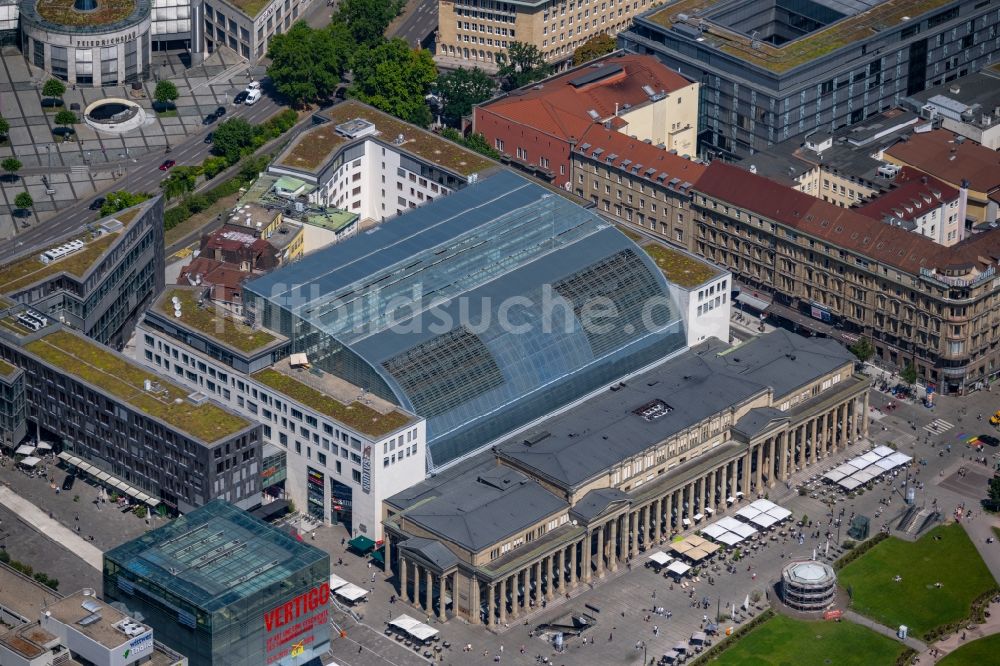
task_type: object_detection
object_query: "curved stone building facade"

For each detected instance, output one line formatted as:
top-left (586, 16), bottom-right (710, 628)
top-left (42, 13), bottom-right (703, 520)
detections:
top-left (780, 560), bottom-right (837, 611)
top-left (20, 0), bottom-right (151, 86)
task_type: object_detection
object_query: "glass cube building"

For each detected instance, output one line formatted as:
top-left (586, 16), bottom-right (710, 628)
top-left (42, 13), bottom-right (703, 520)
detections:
top-left (103, 500), bottom-right (331, 666)
top-left (245, 170), bottom-right (687, 469)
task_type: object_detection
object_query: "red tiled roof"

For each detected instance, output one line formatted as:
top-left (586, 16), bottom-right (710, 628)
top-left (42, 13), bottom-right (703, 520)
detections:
top-left (178, 257), bottom-right (251, 301)
top-left (855, 168), bottom-right (959, 223)
top-left (884, 129), bottom-right (1000, 193)
top-left (574, 125), bottom-right (707, 185)
top-left (479, 54), bottom-right (693, 142)
top-left (695, 161), bottom-right (1000, 275)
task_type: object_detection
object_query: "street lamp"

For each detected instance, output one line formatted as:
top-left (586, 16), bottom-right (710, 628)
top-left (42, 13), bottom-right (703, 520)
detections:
top-left (636, 640), bottom-right (648, 665)
top-left (45, 144), bottom-right (51, 169)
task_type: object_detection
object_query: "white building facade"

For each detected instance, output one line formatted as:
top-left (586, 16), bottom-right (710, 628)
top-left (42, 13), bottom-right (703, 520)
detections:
top-left (135, 322), bottom-right (426, 541)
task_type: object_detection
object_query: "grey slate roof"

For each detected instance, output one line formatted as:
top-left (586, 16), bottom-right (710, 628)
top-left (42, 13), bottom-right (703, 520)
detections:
top-left (571, 488), bottom-right (630, 522)
top-left (398, 537), bottom-right (459, 571)
top-left (496, 330), bottom-right (853, 490)
top-left (733, 407), bottom-right (788, 439)
top-left (397, 464), bottom-right (568, 553)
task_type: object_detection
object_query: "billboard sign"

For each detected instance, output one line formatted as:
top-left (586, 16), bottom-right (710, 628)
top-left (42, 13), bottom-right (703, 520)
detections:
top-left (264, 582), bottom-right (330, 665)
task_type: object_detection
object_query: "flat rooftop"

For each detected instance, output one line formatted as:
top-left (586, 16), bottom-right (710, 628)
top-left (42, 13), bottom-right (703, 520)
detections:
top-left (155, 288), bottom-right (283, 354)
top-left (645, 0), bottom-right (955, 73)
top-left (0, 232), bottom-right (120, 294)
top-left (34, 0), bottom-right (138, 26)
top-left (24, 329), bottom-right (251, 443)
top-left (0, 565), bottom-right (60, 622)
top-left (45, 591), bottom-right (145, 649)
top-left (303, 208), bottom-right (358, 232)
top-left (253, 358), bottom-right (414, 438)
top-left (642, 242), bottom-right (722, 288)
top-left (104, 499), bottom-right (329, 612)
top-left (275, 100), bottom-right (494, 176)
top-left (0, 357), bottom-right (17, 378)
top-left (221, 0), bottom-right (271, 17)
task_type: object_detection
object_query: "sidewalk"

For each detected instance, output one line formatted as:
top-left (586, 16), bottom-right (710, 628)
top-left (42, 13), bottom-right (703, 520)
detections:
top-left (912, 600), bottom-right (1000, 664)
top-left (0, 484), bottom-right (103, 570)
top-left (842, 609), bottom-right (927, 652)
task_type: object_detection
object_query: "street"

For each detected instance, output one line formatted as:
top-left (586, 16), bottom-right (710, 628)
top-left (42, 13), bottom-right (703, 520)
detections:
top-left (388, 0), bottom-right (438, 48)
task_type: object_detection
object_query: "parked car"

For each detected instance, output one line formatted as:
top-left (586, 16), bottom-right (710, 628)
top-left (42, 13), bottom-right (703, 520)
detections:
top-left (89, 197), bottom-right (105, 211)
top-left (62, 474), bottom-right (75, 491)
top-left (233, 90), bottom-right (248, 105)
top-left (159, 159), bottom-right (176, 171)
top-left (246, 80), bottom-right (261, 92)
top-left (202, 113), bottom-right (217, 125)
top-left (980, 434), bottom-right (1000, 447)
top-left (245, 89), bottom-right (262, 106)
top-left (204, 132), bottom-right (214, 144)
top-left (214, 106), bottom-right (226, 117)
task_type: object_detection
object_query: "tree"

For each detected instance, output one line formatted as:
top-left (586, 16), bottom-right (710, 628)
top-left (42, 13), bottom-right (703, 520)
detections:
top-left (462, 132), bottom-right (500, 159)
top-left (14, 191), bottom-right (33, 214)
top-left (334, 0), bottom-right (404, 47)
top-left (54, 110), bottom-right (78, 127)
top-left (848, 336), bottom-right (875, 363)
top-left (901, 363), bottom-right (918, 385)
top-left (212, 117), bottom-right (255, 164)
top-left (267, 21), bottom-right (351, 108)
top-left (154, 80), bottom-right (179, 106)
top-left (99, 191), bottom-right (150, 216)
top-left (0, 115), bottom-right (9, 140)
top-left (1, 157), bottom-right (22, 181)
top-left (42, 78), bottom-right (66, 100)
top-left (201, 155), bottom-right (229, 179)
top-left (350, 39), bottom-right (437, 127)
top-left (496, 42), bottom-right (551, 91)
top-left (573, 33), bottom-right (617, 65)
top-left (435, 67), bottom-right (495, 125)
top-left (160, 165), bottom-right (201, 200)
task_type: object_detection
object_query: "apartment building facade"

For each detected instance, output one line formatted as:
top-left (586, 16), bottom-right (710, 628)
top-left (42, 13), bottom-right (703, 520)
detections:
top-left (621, 0), bottom-right (1000, 159)
top-left (690, 161), bottom-right (1000, 394)
top-left (437, 0), bottom-right (662, 71)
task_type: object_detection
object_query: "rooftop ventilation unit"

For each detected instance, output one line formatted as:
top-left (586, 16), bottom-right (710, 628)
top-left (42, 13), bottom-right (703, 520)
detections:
top-left (39, 239), bottom-right (85, 264)
top-left (633, 398), bottom-right (673, 421)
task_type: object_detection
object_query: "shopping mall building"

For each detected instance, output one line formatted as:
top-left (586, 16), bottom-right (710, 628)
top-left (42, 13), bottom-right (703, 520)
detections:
top-left (103, 500), bottom-right (330, 666)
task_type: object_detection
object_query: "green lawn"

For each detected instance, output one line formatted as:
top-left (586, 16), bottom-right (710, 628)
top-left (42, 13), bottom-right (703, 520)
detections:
top-left (711, 614), bottom-right (906, 666)
top-left (156, 109), bottom-right (179, 118)
top-left (839, 524), bottom-right (997, 639)
top-left (937, 633), bottom-right (1000, 665)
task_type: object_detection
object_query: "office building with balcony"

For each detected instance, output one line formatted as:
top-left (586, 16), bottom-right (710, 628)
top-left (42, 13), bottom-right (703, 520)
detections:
top-left (621, 0), bottom-right (1000, 158)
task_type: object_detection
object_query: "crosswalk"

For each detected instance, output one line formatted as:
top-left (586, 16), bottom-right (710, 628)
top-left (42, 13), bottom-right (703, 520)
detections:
top-left (923, 418), bottom-right (954, 435)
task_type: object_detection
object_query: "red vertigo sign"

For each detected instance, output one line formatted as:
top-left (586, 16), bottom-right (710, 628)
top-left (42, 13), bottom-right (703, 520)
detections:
top-left (264, 582), bottom-right (330, 632)
top-left (264, 582), bottom-right (330, 662)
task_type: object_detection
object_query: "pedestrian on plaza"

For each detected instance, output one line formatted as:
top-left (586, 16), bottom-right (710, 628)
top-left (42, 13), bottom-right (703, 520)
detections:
top-left (608, 633), bottom-right (613, 642)
top-left (653, 626), bottom-right (659, 636)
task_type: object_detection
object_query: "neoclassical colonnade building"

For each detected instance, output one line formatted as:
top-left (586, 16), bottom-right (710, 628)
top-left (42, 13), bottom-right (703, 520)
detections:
top-left (382, 329), bottom-right (870, 626)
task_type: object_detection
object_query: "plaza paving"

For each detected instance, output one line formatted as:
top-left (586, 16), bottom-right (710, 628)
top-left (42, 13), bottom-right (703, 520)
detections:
top-left (0, 45), bottom-right (260, 240)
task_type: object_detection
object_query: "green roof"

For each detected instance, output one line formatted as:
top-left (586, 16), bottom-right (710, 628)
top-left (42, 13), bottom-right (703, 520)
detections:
top-left (273, 175), bottom-right (307, 192)
top-left (277, 100), bottom-right (494, 176)
top-left (303, 209), bottom-right (358, 233)
top-left (253, 367), bottom-right (412, 438)
top-left (159, 289), bottom-right (279, 354)
top-left (646, 0), bottom-right (954, 73)
top-left (24, 330), bottom-right (251, 443)
top-left (643, 243), bottom-right (721, 288)
top-left (222, 0), bottom-right (271, 17)
top-left (35, 0), bottom-right (137, 26)
top-left (0, 233), bottom-right (119, 294)
top-left (0, 358), bottom-right (17, 378)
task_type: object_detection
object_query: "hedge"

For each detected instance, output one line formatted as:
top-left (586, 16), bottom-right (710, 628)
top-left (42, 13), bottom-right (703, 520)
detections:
top-left (162, 153), bottom-right (272, 232)
top-left (834, 532), bottom-right (888, 571)
top-left (921, 586), bottom-right (1000, 643)
top-left (0, 550), bottom-right (59, 589)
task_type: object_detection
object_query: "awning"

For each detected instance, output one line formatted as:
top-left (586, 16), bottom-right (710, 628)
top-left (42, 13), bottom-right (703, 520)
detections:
top-left (124, 487), bottom-right (141, 498)
top-left (96, 471), bottom-right (111, 482)
top-left (335, 583), bottom-right (368, 602)
top-left (114, 480), bottom-right (130, 492)
top-left (682, 518), bottom-right (691, 526)
top-left (35, 442), bottom-right (52, 451)
top-left (19, 456), bottom-right (41, 467)
top-left (666, 561), bottom-right (691, 576)
top-left (348, 535), bottom-right (376, 553)
top-left (390, 614), bottom-right (438, 641)
top-left (329, 573), bottom-right (349, 590)
top-left (692, 512), bottom-right (704, 522)
top-left (15, 444), bottom-right (36, 455)
top-left (58, 451), bottom-right (73, 462)
top-left (704, 507), bottom-right (714, 514)
top-left (674, 641), bottom-right (689, 652)
top-left (649, 551), bottom-right (672, 566)
top-left (691, 631), bottom-right (707, 643)
top-left (735, 291), bottom-right (771, 311)
top-left (767, 301), bottom-right (833, 335)
top-left (371, 549), bottom-right (385, 565)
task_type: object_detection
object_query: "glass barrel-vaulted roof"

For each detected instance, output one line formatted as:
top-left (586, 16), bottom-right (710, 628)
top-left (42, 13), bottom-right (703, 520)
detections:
top-left (245, 171), bottom-right (686, 468)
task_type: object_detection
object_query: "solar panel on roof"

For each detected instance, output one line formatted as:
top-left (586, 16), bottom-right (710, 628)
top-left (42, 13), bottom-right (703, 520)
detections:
top-left (569, 64), bottom-right (624, 88)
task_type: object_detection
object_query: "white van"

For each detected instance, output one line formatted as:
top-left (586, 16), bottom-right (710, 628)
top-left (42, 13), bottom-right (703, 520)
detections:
top-left (245, 89), bottom-right (262, 105)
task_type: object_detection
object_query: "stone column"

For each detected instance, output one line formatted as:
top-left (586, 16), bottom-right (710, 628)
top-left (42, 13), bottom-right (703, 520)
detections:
top-left (862, 392), bottom-right (870, 436)
top-left (629, 510), bottom-right (638, 556)
top-left (399, 555), bottom-right (408, 601)
top-left (570, 540), bottom-right (579, 586)
top-left (728, 462), bottom-right (736, 506)
top-left (708, 469), bottom-right (717, 509)
top-left (438, 573), bottom-right (448, 622)
top-left (586, 530), bottom-right (596, 581)
top-left (425, 568), bottom-right (433, 613)
top-left (682, 483), bottom-right (691, 524)
top-left (608, 518), bottom-right (618, 572)
top-left (742, 450), bottom-right (751, 496)
top-left (754, 444), bottom-right (763, 490)
top-left (652, 498), bottom-right (661, 542)
top-left (486, 582), bottom-right (495, 626)
top-left (665, 491), bottom-right (674, 534)
top-left (555, 548), bottom-right (564, 592)
top-left (385, 537), bottom-right (393, 575)
top-left (779, 431), bottom-right (788, 480)
top-left (546, 555), bottom-right (555, 601)
top-left (531, 561), bottom-right (541, 604)
top-left (470, 577), bottom-right (480, 625)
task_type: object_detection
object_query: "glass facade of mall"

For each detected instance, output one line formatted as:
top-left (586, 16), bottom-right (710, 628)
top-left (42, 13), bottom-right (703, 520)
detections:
top-left (245, 171), bottom-right (687, 469)
top-left (104, 500), bottom-right (330, 666)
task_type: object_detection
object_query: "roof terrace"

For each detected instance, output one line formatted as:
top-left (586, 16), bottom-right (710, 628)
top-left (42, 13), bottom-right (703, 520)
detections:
top-left (156, 289), bottom-right (281, 354)
top-left (643, 242), bottom-right (721, 288)
top-left (254, 358), bottom-right (414, 438)
top-left (276, 100), bottom-right (494, 176)
top-left (24, 329), bottom-right (251, 443)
